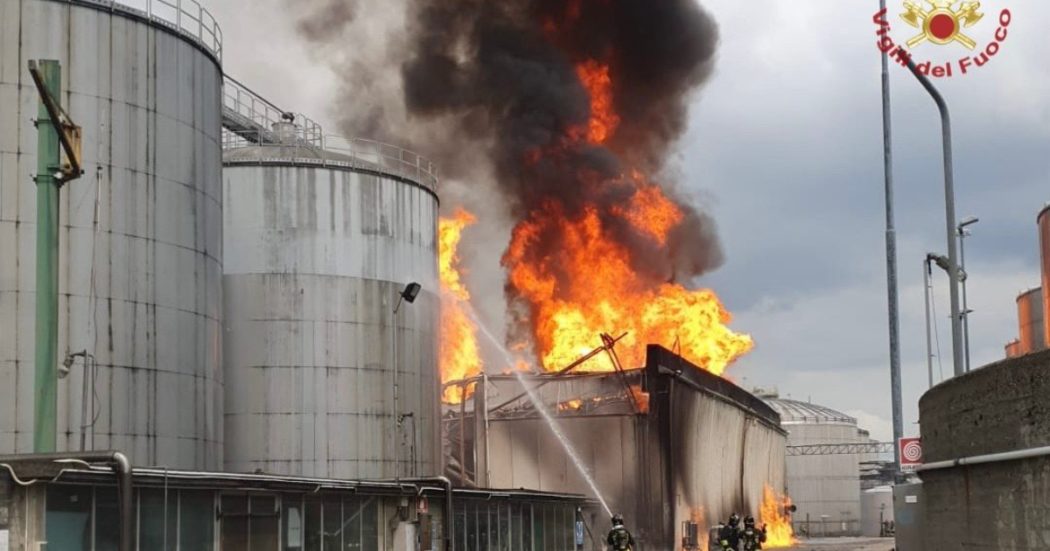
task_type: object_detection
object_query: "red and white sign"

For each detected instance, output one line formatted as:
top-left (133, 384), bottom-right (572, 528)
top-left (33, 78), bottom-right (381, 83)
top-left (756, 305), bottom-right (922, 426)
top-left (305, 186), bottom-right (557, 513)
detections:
top-left (899, 437), bottom-right (924, 470)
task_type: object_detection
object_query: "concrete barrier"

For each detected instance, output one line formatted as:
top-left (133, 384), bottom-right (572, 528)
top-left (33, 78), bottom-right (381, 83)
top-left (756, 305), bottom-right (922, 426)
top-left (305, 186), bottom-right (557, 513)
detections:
top-left (917, 349), bottom-right (1050, 550)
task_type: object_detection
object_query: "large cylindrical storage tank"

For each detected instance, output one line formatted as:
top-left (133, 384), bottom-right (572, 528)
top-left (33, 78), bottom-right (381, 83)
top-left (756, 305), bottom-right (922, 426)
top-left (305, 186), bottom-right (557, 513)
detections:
top-left (1040, 205), bottom-right (1050, 347)
top-left (0, 0), bottom-right (224, 468)
top-left (1017, 287), bottom-right (1045, 354)
top-left (763, 397), bottom-right (864, 537)
top-left (222, 137), bottom-right (440, 479)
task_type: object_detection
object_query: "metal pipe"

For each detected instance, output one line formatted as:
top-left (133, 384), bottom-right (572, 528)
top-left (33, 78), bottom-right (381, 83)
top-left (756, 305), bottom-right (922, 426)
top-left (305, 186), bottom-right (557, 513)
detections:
top-left (904, 56), bottom-right (965, 378)
top-left (916, 445), bottom-right (1050, 472)
top-left (878, 0), bottom-right (905, 474)
top-left (923, 257), bottom-right (934, 389)
top-left (378, 476), bottom-right (454, 551)
top-left (0, 451), bottom-right (132, 551)
top-left (32, 60), bottom-right (62, 454)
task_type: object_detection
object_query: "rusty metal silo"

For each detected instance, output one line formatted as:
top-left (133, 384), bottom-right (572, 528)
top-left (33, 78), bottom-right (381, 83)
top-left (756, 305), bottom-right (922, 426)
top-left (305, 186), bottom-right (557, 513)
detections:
top-left (1040, 206), bottom-right (1050, 348)
top-left (1016, 288), bottom-right (1045, 355)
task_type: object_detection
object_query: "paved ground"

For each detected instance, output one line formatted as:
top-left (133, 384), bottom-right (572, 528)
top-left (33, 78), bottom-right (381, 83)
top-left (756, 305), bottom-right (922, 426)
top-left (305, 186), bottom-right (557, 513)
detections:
top-left (787, 537), bottom-right (895, 551)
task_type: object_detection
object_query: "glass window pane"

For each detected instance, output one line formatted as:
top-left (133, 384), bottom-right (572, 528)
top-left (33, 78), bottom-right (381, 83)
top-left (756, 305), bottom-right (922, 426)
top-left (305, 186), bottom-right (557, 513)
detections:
top-left (180, 490), bottom-right (216, 551)
top-left (361, 498), bottom-right (378, 551)
top-left (488, 504), bottom-right (499, 551)
top-left (46, 485), bottom-right (92, 551)
top-left (343, 497), bottom-right (362, 550)
top-left (323, 500), bottom-right (342, 551)
top-left (465, 502), bottom-right (478, 551)
top-left (283, 496), bottom-right (304, 551)
top-left (478, 503), bottom-right (489, 551)
top-left (221, 495), bottom-right (249, 551)
top-left (94, 486), bottom-right (120, 551)
top-left (510, 504), bottom-right (521, 551)
top-left (499, 503), bottom-right (510, 551)
top-left (140, 488), bottom-right (178, 551)
top-left (454, 504), bottom-right (466, 551)
top-left (523, 505), bottom-right (534, 551)
top-left (305, 499), bottom-right (323, 551)
top-left (251, 496), bottom-right (280, 551)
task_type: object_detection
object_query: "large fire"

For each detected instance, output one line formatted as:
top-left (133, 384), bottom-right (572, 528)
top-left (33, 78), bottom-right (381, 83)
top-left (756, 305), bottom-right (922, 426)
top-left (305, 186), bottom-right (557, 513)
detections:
top-left (503, 59), bottom-right (753, 376)
top-left (759, 485), bottom-right (797, 548)
top-left (438, 209), bottom-right (483, 404)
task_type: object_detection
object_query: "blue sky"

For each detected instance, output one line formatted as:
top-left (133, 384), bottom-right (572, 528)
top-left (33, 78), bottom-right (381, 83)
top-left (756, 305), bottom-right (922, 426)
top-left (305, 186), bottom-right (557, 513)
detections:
top-left (213, 0), bottom-right (1050, 441)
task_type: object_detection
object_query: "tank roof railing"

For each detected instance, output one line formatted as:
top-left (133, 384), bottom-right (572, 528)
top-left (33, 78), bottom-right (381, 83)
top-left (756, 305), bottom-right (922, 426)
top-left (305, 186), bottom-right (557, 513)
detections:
top-left (223, 132), bottom-right (439, 193)
top-left (68, 0), bottom-right (223, 62)
top-left (221, 76), bottom-right (438, 192)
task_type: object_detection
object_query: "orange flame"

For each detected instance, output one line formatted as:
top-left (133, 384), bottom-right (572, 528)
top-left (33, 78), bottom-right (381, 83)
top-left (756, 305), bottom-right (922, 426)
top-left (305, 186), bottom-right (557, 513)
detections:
top-left (502, 59), bottom-right (752, 377)
top-left (575, 60), bottom-right (621, 144)
top-left (439, 209), bottom-right (483, 404)
top-left (629, 384), bottom-right (650, 413)
top-left (505, 201), bottom-right (752, 375)
top-left (759, 485), bottom-right (797, 548)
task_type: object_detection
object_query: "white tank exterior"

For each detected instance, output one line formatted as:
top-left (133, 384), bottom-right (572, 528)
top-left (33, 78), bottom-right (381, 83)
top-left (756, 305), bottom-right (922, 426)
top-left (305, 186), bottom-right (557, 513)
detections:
top-left (222, 143), bottom-right (440, 479)
top-left (764, 398), bottom-right (865, 537)
top-left (0, 0), bottom-right (224, 468)
top-left (860, 486), bottom-right (894, 537)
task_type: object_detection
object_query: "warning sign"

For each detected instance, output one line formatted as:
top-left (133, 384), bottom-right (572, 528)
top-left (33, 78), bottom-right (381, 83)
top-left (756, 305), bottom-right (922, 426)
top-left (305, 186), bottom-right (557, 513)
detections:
top-left (899, 437), bottom-right (923, 470)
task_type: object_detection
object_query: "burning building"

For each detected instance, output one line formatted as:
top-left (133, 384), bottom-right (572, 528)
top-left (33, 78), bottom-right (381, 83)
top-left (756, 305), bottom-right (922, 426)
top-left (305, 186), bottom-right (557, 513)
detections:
top-left (444, 346), bottom-right (788, 550)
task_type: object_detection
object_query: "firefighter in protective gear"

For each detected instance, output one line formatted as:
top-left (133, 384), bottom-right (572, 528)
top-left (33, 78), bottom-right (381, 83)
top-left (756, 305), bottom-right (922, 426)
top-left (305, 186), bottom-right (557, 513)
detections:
top-left (607, 514), bottom-right (635, 551)
top-left (741, 516), bottom-right (767, 551)
top-left (718, 513), bottom-right (742, 550)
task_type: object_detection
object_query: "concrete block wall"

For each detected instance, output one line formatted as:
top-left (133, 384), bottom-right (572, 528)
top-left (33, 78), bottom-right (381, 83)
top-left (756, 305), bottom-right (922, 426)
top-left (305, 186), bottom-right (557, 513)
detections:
top-left (918, 349), bottom-right (1050, 550)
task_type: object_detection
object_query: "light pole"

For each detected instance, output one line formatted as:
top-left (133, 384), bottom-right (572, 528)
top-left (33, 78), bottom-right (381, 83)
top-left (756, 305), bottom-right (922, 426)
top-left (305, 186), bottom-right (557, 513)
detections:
top-left (904, 56), bottom-right (965, 378)
top-left (877, 0), bottom-right (904, 476)
top-left (392, 282), bottom-right (421, 482)
top-left (957, 216), bottom-right (979, 372)
top-left (924, 254), bottom-right (950, 389)
top-left (60, 350), bottom-right (97, 451)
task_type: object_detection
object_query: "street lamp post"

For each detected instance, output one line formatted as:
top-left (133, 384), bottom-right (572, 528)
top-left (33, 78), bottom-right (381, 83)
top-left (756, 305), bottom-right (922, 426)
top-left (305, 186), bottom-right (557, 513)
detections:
top-left (392, 282), bottom-right (421, 482)
top-left (60, 350), bottom-right (97, 451)
top-left (904, 56), bottom-right (965, 378)
top-left (877, 0), bottom-right (905, 476)
top-left (924, 254), bottom-right (950, 389)
top-left (958, 216), bottom-right (979, 372)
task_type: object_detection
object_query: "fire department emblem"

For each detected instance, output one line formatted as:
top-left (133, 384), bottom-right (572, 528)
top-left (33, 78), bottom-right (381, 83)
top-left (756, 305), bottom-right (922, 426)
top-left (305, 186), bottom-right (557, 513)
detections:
top-left (901, 1), bottom-right (984, 49)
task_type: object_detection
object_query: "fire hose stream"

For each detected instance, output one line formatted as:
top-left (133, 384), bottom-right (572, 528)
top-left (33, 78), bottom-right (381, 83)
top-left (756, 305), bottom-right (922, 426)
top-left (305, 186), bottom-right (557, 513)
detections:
top-left (465, 306), bottom-right (614, 517)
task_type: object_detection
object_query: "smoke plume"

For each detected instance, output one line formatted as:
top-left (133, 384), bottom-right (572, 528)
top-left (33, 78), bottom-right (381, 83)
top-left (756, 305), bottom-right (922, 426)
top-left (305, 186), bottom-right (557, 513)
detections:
top-left (291, 0), bottom-right (728, 365)
top-left (400, 0), bottom-right (723, 281)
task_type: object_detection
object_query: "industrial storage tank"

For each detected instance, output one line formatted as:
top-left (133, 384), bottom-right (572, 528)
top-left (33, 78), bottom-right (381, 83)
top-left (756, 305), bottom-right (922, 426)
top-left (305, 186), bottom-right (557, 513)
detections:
top-left (221, 109), bottom-right (440, 479)
top-left (1016, 287), bottom-right (1045, 354)
top-left (763, 396), bottom-right (866, 537)
top-left (1040, 205), bottom-right (1050, 347)
top-left (0, 0), bottom-right (224, 468)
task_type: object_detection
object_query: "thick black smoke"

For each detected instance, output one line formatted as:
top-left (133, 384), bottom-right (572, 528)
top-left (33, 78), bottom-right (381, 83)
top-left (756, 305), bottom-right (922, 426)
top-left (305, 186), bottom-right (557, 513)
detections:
top-left (400, 0), bottom-right (724, 284)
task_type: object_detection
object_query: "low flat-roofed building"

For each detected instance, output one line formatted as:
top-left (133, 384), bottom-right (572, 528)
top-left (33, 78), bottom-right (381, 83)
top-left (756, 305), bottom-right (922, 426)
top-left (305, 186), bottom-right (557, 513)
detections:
top-left (0, 453), bottom-right (596, 551)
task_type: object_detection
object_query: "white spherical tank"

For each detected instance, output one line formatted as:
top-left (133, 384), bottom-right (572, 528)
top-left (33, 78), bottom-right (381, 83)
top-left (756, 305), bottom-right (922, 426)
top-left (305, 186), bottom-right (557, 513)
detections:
top-left (0, 0), bottom-right (224, 468)
top-left (221, 138), bottom-right (440, 479)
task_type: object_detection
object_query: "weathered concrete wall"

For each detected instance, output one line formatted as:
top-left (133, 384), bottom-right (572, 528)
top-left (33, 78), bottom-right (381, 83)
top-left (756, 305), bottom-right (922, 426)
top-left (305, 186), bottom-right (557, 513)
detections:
top-left (918, 349), bottom-right (1050, 550)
